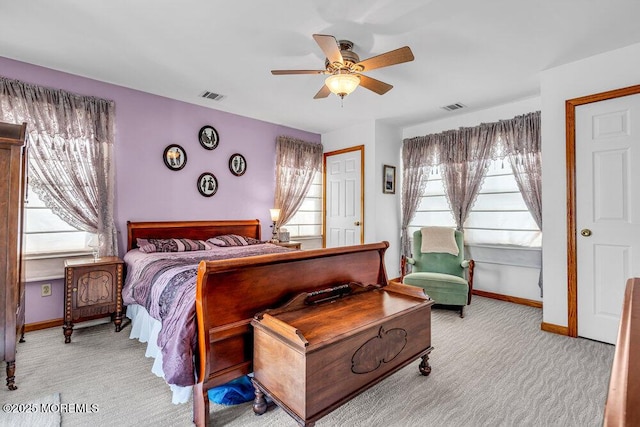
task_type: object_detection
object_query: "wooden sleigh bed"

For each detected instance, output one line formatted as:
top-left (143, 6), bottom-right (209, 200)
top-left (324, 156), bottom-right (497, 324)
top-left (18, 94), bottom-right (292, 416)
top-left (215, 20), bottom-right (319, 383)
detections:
top-left (124, 219), bottom-right (393, 426)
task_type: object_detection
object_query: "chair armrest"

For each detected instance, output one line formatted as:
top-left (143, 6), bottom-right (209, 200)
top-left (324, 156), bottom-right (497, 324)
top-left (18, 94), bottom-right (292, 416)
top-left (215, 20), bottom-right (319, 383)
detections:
top-left (400, 256), bottom-right (416, 280)
top-left (465, 259), bottom-right (475, 305)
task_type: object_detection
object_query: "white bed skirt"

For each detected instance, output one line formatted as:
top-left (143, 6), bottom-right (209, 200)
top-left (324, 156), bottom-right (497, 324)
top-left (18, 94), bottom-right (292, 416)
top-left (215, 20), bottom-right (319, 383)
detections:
top-left (126, 304), bottom-right (193, 404)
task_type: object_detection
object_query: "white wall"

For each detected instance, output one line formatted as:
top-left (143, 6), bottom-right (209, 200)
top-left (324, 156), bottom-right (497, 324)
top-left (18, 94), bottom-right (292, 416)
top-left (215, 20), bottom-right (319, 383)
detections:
top-left (402, 97), bottom-right (541, 137)
top-left (402, 96), bottom-right (543, 302)
top-left (374, 122), bottom-right (403, 278)
top-left (540, 41), bottom-right (640, 327)
top-left (322, 120), bottom-right (403, 278)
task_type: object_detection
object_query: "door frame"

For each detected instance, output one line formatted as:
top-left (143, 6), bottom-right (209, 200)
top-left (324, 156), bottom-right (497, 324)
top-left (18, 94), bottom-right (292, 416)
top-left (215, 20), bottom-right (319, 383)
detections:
top-left (322, 145), bottom-right (365, 248)
top-left (565, 83), bottom-right (640, 337)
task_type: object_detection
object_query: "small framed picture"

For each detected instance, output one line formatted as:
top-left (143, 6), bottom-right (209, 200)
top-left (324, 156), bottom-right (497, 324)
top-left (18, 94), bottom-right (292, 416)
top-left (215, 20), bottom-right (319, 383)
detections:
top-left (197, 172), bottom-right (218, 197)
top-left (198, 125), bottom-right (219, 150)
top-left (383, 164), bottom-right (396, 194)
top-left (163, 144), bottom-right (187, 171)
top-left (229, 153), bottom-right (247, 176)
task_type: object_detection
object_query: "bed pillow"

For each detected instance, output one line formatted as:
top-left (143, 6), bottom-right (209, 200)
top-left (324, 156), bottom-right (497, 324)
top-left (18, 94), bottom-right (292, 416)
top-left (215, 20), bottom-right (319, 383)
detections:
top-left (137, 238), bottom-right (213, 253)
top-left (207, 234), bottom-right (263, 247)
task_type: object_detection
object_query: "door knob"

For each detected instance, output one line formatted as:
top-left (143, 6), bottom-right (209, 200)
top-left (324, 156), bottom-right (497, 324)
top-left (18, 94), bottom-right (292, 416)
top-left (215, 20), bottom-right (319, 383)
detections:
top-left (580, 228), bottom-right (592, 237)
top-left (354, 221), bottom-right (361, 226)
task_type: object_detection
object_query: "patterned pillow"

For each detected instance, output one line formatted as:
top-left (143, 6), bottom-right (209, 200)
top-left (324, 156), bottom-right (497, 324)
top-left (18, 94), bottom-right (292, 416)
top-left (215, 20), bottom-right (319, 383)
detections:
top-left (207, 234), bottom-right (263, 247)
top-left (137, 238), bottom-right (213, 253)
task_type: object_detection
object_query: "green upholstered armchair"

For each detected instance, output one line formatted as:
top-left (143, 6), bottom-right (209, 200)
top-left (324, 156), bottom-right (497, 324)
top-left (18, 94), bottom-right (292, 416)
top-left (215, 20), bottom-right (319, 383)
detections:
top-left (401, 229), bottom-right (474, 318)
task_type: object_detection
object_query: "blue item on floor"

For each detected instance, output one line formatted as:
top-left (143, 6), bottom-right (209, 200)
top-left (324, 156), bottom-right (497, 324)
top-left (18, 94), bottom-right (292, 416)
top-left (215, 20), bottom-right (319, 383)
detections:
top-left (207, 375), bottom-right (254, 405)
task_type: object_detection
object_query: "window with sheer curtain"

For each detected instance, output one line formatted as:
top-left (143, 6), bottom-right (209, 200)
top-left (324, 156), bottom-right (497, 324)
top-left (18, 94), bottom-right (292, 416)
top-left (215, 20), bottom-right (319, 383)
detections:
top-left (282, 171), bottom-right (323, 238)
top-left (0, 76), bottom-right (118, 257)
top-left (24, 182), bottom-right (94, 255)
top-left (402, 111), bottom-right (541, 254)
top-left (408, 159), bottom-right (541, 247)
top-left (273, 135), bottom-right (323, 238)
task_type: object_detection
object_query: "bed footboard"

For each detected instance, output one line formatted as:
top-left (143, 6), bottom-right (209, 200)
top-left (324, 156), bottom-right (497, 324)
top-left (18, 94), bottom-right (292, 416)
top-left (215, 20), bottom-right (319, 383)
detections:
top-left (193, 242), bottom-right (389, 426)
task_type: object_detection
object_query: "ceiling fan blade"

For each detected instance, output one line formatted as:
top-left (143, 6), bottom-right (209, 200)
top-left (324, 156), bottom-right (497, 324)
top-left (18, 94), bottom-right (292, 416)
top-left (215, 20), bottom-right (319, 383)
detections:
top-left (313, 85), bottom-right (331, 99)
top-left (355, 46), bottom-right (414, 72)
top-left (357, 74), bottom-right (393, 95)
top-left (271, 69), bottom-right (327, 75)
top-left (313, 34), bottom-right (344, 65)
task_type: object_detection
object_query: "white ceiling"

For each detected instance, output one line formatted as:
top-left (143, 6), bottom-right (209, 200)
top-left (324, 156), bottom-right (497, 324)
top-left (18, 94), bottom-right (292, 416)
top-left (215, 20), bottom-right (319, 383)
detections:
top-left (1, 0), bottom-right (640, 134)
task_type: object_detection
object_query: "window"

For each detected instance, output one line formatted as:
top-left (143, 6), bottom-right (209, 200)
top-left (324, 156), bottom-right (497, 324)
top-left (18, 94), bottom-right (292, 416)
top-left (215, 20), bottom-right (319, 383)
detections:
top-left (24, 183), bottom-right (92, 256)
top-left (408, 159), bottom-right (541, 247)
top-left (282, 171), bottom-right (322, 238)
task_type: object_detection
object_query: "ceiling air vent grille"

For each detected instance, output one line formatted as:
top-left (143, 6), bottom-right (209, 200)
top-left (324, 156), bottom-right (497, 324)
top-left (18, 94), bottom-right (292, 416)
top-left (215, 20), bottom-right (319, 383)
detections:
top-left (442, 102), bottom-right (466, 111)
top-left (200, 91), bottom-right (225, 101)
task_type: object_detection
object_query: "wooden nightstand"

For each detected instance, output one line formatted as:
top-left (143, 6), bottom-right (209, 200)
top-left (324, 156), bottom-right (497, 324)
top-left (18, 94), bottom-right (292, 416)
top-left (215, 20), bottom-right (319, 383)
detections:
top-left (273, 241), bottom-right (302, 250)
top-left (63, 256), bottom-right (124, 343)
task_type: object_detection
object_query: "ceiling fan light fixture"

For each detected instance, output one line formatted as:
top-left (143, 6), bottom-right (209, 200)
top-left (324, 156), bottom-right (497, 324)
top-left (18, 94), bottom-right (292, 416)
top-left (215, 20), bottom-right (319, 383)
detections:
top-left (325, 73), bottom-right (360, 99)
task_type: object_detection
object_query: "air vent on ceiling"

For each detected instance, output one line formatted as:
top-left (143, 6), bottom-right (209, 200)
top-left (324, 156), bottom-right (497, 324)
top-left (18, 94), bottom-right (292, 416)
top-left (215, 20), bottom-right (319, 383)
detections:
top-left (200, 91), bottom-right (225, 101)
top-left (442, 102), bottom-right (466, 111)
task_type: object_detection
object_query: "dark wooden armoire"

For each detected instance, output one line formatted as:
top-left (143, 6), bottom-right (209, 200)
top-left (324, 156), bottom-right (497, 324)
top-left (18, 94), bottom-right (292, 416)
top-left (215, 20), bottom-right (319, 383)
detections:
top-left (0, 121), bottom-right (27, 390)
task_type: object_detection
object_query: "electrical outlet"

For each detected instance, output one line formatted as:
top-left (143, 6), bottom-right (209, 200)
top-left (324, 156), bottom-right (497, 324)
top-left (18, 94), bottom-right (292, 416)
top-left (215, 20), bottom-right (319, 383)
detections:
top-left (41, 283), bottom-right (52, 297)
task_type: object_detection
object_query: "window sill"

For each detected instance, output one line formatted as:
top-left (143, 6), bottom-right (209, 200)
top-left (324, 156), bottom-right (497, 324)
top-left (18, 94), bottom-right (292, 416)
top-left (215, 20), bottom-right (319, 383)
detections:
top-left (466, 243), bottom-right (541, 251)
top-left (24, 251), bottom-right (94, 282)
top-left (465, 244), bottom-right (541, 268)
top-left (25, 250), bottom-right (92, 261)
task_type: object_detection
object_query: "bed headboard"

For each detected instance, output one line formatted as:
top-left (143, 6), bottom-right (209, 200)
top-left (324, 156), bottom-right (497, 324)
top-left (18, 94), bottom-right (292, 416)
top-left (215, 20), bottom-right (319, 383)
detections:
top-left (126, 219), bottom-right (261, 251)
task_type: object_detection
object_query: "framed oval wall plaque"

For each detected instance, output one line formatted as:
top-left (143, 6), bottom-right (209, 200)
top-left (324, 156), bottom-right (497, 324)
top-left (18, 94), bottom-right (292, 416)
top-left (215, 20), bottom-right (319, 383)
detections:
top-left (163, 144), bottom-right (187, 171)
top-left (197, 172), bottom-right (218, 197)
top-left (198, 125), bottom-right (219, 150)
top-left (229, 153), bottom-right (247, 176)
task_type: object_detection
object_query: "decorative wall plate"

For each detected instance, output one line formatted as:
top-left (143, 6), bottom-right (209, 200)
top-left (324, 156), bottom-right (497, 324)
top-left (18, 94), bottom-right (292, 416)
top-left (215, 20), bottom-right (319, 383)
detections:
top-left (229, 153), bottom-right (247, 176)
top-left (163, 144), bottom-right (187, 171)
top-left (197, 172), bottom-right (218, 197)
top-left (198, 125), bottom-right (219, 150)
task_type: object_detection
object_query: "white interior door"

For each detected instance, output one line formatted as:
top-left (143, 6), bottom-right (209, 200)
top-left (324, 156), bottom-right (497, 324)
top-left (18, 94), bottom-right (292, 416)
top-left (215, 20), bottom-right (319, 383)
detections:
top-left (576, 93), bottom-right (640, 344)
top-left (324, 147), bottom-right (363, 247)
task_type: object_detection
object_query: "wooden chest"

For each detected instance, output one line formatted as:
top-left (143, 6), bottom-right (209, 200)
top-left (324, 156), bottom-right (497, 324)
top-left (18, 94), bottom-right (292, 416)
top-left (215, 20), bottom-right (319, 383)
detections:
top-left (251, 282), bottom-right (434, 426)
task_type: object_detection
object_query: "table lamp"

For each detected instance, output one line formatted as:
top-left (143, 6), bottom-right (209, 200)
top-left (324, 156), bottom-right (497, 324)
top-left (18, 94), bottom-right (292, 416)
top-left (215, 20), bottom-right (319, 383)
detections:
top-left (269, 208), bottom-right (281, 243)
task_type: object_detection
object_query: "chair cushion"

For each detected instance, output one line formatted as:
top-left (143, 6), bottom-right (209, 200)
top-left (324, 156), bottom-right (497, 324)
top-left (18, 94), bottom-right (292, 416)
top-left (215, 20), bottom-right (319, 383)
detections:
top-left (403, 272), bottom-right (469, 307)
top-left (403, 272), bottom-right (468, 289)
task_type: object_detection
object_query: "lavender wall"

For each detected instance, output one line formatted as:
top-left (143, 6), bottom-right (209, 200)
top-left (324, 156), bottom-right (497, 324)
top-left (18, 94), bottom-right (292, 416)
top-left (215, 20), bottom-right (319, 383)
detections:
top-left (24, 279), bottom-right (64, 325)
top-left (0, 56), bottom-right (320, 253)
top-left (0, 56), bottom-right (320, 323)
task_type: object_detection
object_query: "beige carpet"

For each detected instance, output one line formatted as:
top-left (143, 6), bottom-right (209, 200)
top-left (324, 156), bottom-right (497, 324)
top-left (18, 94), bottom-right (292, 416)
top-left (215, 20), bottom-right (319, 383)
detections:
top-left (0, 391), bottom-right (60, 427)
top-left (0, 296), bottom-right (614, 426)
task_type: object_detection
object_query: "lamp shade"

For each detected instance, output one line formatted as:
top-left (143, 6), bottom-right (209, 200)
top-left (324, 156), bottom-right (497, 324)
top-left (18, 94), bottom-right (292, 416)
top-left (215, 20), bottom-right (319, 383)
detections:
top-left (269, 208), bottom-right (281, 221)
top-left (325, 73), bottom-right (360, 98)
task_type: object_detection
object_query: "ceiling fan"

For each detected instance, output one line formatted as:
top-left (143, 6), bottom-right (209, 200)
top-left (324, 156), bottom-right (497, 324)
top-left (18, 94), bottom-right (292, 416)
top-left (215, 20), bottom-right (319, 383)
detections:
top-left (271, 34), bottom-right (415, 100)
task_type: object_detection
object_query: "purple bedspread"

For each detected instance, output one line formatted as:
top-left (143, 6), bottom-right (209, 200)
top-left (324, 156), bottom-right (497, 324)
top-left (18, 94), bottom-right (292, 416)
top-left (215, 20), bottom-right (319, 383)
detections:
top-left (122, 244), bottom-right (292, 386)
